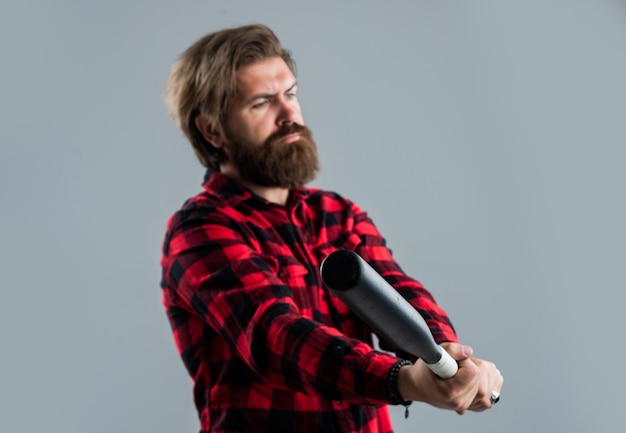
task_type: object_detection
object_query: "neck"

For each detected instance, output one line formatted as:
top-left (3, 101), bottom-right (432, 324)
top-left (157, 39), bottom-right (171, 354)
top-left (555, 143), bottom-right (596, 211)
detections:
top-left (220, 163), bottom-right (289, 206)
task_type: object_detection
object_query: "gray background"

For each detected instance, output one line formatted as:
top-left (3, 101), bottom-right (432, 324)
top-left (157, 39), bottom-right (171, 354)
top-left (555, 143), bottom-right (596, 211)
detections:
top-left (2, 1), bottom-right (625, 432)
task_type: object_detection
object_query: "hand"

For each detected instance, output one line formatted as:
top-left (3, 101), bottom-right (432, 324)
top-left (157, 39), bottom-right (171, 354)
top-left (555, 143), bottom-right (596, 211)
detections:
top-left (462, 357), bottom-right (504, 414)
top-left (397, 343), bottom-right (482, 413)
top-left (440, 343), bottom-right (504, 414)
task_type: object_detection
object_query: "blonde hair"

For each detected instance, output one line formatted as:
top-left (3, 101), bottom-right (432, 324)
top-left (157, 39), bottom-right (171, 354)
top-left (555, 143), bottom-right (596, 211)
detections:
top-left (165, 24), bottom-right (296, 169)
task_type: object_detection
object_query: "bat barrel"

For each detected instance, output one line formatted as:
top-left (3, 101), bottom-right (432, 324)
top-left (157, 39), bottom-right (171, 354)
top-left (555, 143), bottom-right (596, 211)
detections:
top-left (320, 249), bottom-right (443, 365)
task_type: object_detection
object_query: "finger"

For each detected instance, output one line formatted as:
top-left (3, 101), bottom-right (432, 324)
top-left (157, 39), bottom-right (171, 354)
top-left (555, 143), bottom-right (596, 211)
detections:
top-left (484, 365), bottom-right (503, 408)
top-left (440, 342), bottom-right (473, 362)
top-left (490, 367), bottom-right (504, 406)
top-left (476, 361), bottom-right (492, 409)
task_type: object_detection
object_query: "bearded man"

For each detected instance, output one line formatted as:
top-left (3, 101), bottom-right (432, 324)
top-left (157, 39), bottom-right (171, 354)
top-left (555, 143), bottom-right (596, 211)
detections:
top-left (161, 24), bottom-right (503, 433)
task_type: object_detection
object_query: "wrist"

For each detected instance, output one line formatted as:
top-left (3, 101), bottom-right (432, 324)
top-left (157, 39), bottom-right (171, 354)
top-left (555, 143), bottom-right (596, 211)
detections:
top-left (387, 360), bottom-right (412, 405)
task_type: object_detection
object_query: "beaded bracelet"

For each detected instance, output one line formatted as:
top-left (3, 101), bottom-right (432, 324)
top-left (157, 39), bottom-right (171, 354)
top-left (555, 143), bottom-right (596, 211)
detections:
top-left (387, 359), bottom-right (413, 418)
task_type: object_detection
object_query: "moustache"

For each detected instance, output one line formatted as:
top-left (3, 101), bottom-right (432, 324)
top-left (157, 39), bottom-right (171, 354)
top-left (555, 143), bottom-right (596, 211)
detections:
top-left (266, 123), bottom-right (312, 144)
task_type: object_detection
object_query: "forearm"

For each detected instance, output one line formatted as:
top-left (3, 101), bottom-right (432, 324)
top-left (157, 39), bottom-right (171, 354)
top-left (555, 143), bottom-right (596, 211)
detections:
top-left (245, 300), bottom-right (402, 403)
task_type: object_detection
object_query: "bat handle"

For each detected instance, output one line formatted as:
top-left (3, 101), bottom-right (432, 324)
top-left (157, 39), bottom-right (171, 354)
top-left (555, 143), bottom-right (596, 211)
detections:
top-left (426, 346), bottom-right (459, 379)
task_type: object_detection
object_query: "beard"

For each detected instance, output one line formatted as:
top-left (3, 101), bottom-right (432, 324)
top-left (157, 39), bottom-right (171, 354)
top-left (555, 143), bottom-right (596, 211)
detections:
top-left (222, 123), bottom-right (319, 189)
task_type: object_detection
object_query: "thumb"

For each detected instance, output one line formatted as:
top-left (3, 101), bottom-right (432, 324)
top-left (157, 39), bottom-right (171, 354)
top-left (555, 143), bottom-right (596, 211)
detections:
top-left (440, 342), bottom-right (473, 361)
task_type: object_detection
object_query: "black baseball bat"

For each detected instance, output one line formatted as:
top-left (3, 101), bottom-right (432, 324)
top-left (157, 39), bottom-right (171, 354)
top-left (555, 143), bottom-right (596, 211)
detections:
top-left (320, 249), bottom-right (457, 378)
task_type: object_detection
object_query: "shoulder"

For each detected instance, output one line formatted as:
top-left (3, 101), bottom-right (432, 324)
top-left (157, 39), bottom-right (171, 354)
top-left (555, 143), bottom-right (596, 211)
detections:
top-left (301, 187), bottom-right (372, 223)
top-left (164, 190), bottom-right (235, 238)
top-left (174, 190), bottom-right (222, 219)
top-left (303, 187), bottom-right (358, 210)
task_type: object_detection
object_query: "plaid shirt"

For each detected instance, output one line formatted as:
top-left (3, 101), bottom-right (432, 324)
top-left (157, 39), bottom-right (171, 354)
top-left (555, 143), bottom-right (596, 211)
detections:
top-left (160, 171), bottom-right (458, 433)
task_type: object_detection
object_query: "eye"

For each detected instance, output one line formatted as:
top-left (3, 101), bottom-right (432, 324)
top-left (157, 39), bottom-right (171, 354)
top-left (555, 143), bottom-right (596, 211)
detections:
top-left (252, 100), bottom-right (267, 109)
top-left (285, 92), bottom-right (296, 100)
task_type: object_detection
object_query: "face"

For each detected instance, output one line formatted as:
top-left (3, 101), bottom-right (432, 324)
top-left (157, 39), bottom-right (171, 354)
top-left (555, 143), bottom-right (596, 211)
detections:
top-left (221, 56), bottom-right (318, 189)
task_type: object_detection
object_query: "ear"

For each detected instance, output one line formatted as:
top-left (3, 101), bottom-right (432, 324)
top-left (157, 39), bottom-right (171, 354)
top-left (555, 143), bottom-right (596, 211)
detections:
top-left (194, 114), bottom-right (225, 148)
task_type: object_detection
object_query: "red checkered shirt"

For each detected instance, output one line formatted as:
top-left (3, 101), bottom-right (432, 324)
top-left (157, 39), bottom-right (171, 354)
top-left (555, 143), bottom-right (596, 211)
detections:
top-left (160, 171), bottom-right (458, 433)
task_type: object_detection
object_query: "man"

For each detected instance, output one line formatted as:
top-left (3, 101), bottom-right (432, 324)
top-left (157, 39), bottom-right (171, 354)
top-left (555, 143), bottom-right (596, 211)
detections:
top-left (161, 24), bottom-right (503, 433)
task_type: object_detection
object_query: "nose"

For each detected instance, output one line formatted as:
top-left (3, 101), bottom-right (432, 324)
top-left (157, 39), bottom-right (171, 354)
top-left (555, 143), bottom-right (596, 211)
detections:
top-left (276, 98), bottom-right (298, 126)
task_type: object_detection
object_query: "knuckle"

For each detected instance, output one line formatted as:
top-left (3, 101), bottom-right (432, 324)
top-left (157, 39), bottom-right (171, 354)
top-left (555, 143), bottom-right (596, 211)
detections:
top-left (449, 394), bottom-right (471, 412)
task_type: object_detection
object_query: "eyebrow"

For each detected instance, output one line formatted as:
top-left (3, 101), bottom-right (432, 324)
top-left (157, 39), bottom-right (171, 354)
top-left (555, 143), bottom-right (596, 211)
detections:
top-left (245, 81), bottom-right (298, 105)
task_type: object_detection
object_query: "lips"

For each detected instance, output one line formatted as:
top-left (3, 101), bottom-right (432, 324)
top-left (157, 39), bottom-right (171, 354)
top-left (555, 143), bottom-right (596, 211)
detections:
top-left (280, 132), bottom-right (300, 144)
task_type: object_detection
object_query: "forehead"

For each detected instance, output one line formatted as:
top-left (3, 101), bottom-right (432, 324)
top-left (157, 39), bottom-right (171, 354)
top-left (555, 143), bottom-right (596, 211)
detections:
top-left (235, 56), bottom-right (296, 96)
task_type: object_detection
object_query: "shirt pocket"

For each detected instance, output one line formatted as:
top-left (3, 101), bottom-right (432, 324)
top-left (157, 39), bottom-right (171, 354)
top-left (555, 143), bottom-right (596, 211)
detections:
top-left (274, 255), bottom-right (316, 317)
top-left (275, 255), bottom-right (309, 282)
